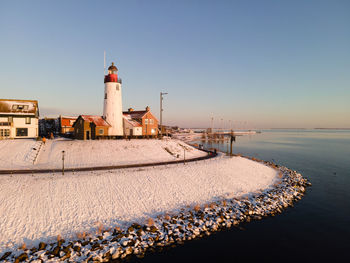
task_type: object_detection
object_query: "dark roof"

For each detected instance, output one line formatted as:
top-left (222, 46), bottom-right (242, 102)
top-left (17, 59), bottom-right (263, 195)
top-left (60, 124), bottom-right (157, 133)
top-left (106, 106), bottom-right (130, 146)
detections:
top-left (123, 110), bottom-right (148, 119)
top-left (0, 99), bottom-right (39, 116)
top-left (108, 62), bottom-right (118, 71)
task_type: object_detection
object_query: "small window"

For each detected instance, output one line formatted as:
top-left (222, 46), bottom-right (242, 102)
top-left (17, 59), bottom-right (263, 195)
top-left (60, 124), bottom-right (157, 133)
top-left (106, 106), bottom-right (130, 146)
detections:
top-left (144, 119), bottom-right (148, 125)
top-left (8, 117), bottom-right (13, 123)
top-left (24, 105), bottom-right (29, 110)
top-left (18, 105), bottom-right (24, 110)
top-left (99, 129), bottom-right (104, 135)
top-left (25, 117), bottom-right (31, 124)
top-left (105, 93), bottom-right (107, 99)
top-left (12, 105), bottom-right (18, 110)
top-left (151, 128), bottom-right (155, 134)
top-left (16, 128), bottom-right (28, 137)
top-left (150, 119), bottom-right (154, 125)
top-left (5, 129), bottom-right (10, 136)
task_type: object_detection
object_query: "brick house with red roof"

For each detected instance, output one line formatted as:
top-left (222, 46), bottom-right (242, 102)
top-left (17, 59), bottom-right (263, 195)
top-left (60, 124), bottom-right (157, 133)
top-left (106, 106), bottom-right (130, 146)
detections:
top-left (123, 106), bottom-right (158, 136)
top-left (73, 115), bottom-right (110, 140)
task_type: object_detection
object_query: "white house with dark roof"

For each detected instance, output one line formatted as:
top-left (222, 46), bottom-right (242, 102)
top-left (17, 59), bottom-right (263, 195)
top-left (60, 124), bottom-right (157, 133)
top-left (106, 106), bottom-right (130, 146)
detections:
top-left (0, 99), bottom-right (39, 139)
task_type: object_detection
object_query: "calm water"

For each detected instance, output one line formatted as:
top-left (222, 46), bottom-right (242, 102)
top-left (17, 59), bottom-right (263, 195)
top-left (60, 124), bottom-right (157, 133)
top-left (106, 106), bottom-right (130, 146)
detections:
top-left (130, 130), bottom-right (350, 262)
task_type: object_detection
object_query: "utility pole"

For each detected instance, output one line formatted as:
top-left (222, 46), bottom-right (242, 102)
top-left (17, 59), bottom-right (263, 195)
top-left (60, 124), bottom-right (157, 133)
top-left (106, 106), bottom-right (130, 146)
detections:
top-left (62, 150), bottom-right (65, 175)
top-left (160, 92), bottom-right (168, 138)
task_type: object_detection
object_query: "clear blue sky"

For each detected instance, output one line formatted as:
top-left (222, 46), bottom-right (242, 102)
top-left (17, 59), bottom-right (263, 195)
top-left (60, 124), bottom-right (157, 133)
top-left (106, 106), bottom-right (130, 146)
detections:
top-left (1, 0), bottom-right (349, 128)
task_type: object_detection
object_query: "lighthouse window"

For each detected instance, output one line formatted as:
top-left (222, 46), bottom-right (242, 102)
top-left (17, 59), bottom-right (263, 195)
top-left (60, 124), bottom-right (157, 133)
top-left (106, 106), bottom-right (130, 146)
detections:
top-left (105, 93), bottom-right (107, 99)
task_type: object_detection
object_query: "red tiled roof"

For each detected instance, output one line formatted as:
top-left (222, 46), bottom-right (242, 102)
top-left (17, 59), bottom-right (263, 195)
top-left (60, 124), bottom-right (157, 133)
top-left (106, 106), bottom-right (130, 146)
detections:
top-left (81, 115), bottom-right (111, 127)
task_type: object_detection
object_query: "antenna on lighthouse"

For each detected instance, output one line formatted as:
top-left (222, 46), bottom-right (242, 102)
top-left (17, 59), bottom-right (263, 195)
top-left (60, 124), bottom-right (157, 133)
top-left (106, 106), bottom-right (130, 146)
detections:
top-left (104, 51), bottom-right (106, 75)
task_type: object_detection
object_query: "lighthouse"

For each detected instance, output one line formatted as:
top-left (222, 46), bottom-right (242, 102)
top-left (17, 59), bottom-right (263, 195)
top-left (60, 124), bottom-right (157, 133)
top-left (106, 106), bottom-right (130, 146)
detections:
top-left (103, 62), bottom-right (123, 136)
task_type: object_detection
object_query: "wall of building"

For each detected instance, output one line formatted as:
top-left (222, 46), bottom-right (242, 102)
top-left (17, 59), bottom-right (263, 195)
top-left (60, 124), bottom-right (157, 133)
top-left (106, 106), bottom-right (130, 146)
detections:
top-left (142, 112), bottom-right (158, 136)
top-left (0, 116), bottom-right (38, 139)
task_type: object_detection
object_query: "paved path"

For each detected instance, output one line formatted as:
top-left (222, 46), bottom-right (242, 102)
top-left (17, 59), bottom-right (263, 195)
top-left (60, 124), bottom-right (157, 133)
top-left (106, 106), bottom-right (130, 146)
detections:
top-left (0, 149), bottom-right (217, 175)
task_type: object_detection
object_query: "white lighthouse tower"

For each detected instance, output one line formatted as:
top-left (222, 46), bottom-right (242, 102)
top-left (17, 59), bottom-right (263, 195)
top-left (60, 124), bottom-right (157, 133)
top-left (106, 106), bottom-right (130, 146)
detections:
top-left (103, 62), bottom-right (123, 136)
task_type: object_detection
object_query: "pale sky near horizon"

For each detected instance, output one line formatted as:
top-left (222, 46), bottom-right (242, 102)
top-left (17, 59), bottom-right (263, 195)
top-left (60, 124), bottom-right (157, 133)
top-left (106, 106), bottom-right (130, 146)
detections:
top-left (0, 0), bottom-right (349, 128)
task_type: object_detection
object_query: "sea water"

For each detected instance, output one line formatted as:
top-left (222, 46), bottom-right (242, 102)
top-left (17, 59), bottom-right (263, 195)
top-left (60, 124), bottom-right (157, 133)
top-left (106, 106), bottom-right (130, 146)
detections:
top-left (130, 130), bottom-right (350, 262)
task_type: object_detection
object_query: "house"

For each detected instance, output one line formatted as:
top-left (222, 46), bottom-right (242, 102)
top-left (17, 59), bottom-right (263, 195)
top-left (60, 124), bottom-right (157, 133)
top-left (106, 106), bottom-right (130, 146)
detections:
top-left (123, 106), bottom-right (158, 136)
top-left (59, 115), bottom-right (78, 136)
top-left (0, 99), bottom-right (39, 139)
top-left (123, 115), bottom-right (143, 136)
top-left (73, 115), bottom-right (110, 140)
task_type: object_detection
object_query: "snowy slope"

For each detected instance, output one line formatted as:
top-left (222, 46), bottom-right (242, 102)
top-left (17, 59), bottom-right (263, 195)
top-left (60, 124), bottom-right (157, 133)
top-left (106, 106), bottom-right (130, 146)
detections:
top-left (0, 155), bottom-right (278, 251)
top-left (0, 138), bottom-right (206, 170)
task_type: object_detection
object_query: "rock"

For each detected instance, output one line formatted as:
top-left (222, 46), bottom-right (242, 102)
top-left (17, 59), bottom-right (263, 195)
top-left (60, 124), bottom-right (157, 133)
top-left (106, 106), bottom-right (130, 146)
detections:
top-left (39, 242), bottom-right (47, 250)
top-left (15, 253), bottom-right (28, 262)
top-left (0, 252), bottom-right (11, 261)
top-left (91, 242), bottom-right (101, 251)
top-left (125, 247), bottom-right (133, 255)
top-left (73, 245), bottom-right (81, 252)
top-left (51, 246), bottom-right (60, 257)
top-left (150, 226), bottom-right (158, 233)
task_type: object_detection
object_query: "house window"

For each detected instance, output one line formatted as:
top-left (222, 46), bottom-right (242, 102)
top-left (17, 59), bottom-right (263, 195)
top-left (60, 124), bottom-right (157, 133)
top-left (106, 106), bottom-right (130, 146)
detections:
top-left (99, 129), bottom-right (104, 135)
top-left (105, 93), bottom-right (107, 99)
top-left (8, 117), bottom-right (13, 123)
top-left (151, 128), bottom-right (155, 134)
top-left (25, 117), bottom-right (31, 124)
top-left (12, 105), bottom-right (18, 110)
top-left (24, 105), bottom-right (29, 110)
top-left (150, 119), bottom-right (154, 125)
top-left (0, 129), bottom-right (10, 137)
top-left (16, 128), bottom-right (28, 137)
top-left (144, 119), bottom-right (148, 124)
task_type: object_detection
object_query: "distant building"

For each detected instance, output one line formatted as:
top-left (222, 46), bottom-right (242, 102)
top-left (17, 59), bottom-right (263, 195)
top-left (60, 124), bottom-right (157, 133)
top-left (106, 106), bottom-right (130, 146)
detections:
top-left (73, 115), bottom-right (110, 140)
top-left (59, 115), bottom-right (78, 136)
top-left (0, 99), bottom-right (39, 139)
top-left (123, 106), bottom-right (158, 136)
top-left (39, 117), bottom-right (59, 138)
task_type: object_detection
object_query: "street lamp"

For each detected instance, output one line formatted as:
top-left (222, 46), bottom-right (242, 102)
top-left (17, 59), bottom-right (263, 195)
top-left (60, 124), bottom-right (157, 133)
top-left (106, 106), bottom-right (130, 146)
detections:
top-left (62, 150), bottom-right (65, 175)
top-left (160, 92), bottom-right (168, 138)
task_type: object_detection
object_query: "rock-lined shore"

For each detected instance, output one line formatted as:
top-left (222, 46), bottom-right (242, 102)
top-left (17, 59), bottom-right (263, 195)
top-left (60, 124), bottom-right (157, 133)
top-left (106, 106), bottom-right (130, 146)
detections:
top-left (0, 157), bottom-right (311, 262)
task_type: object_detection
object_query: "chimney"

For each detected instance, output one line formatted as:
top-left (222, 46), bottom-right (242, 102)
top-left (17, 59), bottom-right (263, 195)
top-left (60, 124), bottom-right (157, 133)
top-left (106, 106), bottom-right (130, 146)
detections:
top-left (128, 108), bottom-right (134, 112)
top-left (146, 106), bottom-right (150, 112)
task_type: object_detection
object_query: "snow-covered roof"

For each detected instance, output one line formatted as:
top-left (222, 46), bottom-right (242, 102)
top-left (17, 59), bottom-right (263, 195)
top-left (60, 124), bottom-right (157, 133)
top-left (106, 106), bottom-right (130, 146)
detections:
top-left (0, 99), bottom-right (38, 116)
top-left (123, 110), bottom-right (148, 119)
top-left (80, 115), bottom-right (110, 127)
top-left (123, 115), bottom-right (142, 127)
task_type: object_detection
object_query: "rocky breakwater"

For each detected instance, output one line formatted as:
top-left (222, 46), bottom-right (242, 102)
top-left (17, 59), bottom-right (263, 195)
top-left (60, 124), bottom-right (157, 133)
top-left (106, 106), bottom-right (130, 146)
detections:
top-left (0, 157), bottom-right (311, 263)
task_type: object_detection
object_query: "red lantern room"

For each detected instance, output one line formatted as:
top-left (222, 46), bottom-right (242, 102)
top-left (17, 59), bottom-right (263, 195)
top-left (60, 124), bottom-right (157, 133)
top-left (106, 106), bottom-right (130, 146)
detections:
top-left (104, 62), bottom-right (119, 83)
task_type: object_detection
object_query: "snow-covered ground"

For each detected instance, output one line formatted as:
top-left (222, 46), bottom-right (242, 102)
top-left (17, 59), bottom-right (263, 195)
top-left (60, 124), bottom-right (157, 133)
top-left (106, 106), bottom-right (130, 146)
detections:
top-left (0, 138), bottom-right (206, 170)
top-left (0, 154), bottom-right (278, 252)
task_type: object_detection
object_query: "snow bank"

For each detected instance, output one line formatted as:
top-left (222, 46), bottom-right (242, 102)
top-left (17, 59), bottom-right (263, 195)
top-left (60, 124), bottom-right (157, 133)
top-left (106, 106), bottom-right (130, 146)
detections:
top-left (0, 138), bottom-right (207, 169)
top-left (0, 155), bottom-right (277, 252)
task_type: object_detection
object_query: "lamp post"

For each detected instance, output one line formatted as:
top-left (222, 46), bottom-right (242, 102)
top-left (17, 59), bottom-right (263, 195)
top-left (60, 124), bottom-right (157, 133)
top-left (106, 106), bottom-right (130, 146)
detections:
top-left (62, 150), bottom-right (65, 175)
top-left (160, 92), bottom-right (168, 138)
